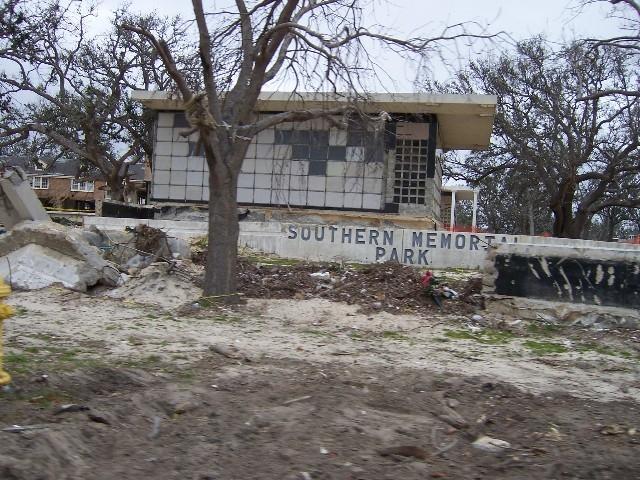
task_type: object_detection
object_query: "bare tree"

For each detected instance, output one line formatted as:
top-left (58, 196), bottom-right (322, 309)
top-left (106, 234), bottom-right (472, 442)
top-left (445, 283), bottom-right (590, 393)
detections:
top-left (123, 0), bottom-right (497, 298)
top-left (577, 0), bottom-right (640, 99)
top-left (0, 0), bottom-right (196, 199)
top-left (438, 38), bottom-right (640, 239)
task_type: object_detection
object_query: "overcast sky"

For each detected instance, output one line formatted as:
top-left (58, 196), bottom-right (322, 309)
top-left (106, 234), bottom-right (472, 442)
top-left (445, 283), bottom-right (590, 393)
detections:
top-left (93, 0), bottom-right (620, 40)
top-left (88, 0), bottom-right (624, 90)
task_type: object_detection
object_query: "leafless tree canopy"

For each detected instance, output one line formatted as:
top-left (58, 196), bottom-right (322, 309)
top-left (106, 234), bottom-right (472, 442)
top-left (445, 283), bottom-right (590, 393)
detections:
top-left (0, 0), bottom-right (197, 199)
top-left (577, 0), bottom-right (640, 99)
top-left (437, 38), bottom-right (640, 239)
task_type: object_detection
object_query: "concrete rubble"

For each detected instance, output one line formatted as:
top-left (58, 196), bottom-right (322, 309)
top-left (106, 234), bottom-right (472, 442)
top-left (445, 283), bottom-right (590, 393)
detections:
top-left (0, 168), bottom-right (50, 228)
top-left (0, 221), bottom-right (122, 291)
top-left (0, 167), bottom-right (122, 291)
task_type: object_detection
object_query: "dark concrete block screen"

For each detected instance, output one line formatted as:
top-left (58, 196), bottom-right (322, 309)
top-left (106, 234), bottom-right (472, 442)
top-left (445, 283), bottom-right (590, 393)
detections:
top-left (493, 254), bottom-right (640, 309)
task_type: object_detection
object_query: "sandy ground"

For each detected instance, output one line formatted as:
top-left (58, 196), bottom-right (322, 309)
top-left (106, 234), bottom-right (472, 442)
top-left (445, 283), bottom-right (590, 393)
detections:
top-left (6, 284), bottom-right (640, 403)
top-left (2, 273), bottom-right (640, 479)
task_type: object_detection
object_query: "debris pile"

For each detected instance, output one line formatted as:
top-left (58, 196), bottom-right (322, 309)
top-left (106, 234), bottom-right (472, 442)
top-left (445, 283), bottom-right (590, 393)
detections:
top-left (133, 224), bottom-right (170, 257)
top-left (233, 258), bottom-right (481, 315)
top-left (95, 224), bottom-right (191, 274)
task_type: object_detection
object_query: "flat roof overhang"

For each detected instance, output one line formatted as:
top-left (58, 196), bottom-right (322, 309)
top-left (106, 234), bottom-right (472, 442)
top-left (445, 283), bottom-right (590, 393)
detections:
top-left (441, 185), bottom-right (479, 201)
top-left (132, 91), bottom-right (497, 150)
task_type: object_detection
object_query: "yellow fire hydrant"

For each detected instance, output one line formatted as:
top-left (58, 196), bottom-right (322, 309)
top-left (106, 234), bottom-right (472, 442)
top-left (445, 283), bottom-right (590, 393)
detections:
top-left (0, 278), bottom-right (15, 387)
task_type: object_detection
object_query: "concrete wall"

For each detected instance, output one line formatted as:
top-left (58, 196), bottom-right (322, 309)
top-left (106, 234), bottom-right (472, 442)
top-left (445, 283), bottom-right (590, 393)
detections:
top-left (151, 112), bottom-right (386, 210)
top-left (485, 243), bottom-right (640, 309)
top-left (84, 216), bottom-right (640, 270)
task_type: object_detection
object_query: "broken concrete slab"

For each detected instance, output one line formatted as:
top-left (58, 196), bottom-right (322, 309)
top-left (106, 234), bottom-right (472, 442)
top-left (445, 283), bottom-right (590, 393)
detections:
top-left (0, 244), bottom-right (103, 291)
top-left (0, 168), bottom-right (50, 228)
top-left (485, 295), bottom-right (640, 330)
top-left (0, 221), bottom-right (121, 291)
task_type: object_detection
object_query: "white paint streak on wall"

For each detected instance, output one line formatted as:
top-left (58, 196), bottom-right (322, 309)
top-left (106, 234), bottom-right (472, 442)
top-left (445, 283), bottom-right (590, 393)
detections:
top-left (607, 266), bottom-right (616, 286)
top-left (528, 262), bottom-right (541, 279)
top-left (595, 264), bottom-right (604, 284)
top-left (539, 258), bottom-right (552, 277)
top-left (558, 265), bottom-right (574, 301)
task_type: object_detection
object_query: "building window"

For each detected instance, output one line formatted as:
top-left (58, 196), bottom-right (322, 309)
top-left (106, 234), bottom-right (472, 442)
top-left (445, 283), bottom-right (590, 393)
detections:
top-left (30, 176), bottom-right (49, 189)
top-left (75, 200), bottom-right (94, 210)
top-left (393, 139), bottom-right (428, 204)
top-left (71, 179), bottom-right (94, 192)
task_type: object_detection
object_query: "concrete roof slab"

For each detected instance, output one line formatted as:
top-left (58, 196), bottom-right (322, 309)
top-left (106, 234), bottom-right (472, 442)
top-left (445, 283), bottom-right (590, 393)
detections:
top-left (132, 91), bottom-right (496, 150)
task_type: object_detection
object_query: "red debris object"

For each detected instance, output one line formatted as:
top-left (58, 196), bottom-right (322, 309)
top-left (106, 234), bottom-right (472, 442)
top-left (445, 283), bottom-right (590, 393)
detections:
top-left (421, 270), bottom-right (434, 287)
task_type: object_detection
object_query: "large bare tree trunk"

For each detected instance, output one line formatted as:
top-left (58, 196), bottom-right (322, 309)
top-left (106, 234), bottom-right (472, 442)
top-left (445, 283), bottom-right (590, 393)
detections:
top-left (552, 206), bottom-right (590, 239)
top-left (203, 165), bottom-right (239, 298)
top-left (107, 175), bottom-right (125, 202)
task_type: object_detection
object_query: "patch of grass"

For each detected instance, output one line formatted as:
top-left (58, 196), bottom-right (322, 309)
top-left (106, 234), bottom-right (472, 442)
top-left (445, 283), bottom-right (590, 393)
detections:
top-left (527, 323), bottom-right (562, 336)
top-left (29, 333), bottom-right (56, 341)
top-left (442, 267), bottom-right (474, 274)
top-left (381, 330), bottom-right (410, 341)
top-left (301, 328), bottom-right (336, 338)
top-left (348, 331), bottom-right (366, 341)
top-left (210, 314), bottom-right (242, 324)
top-left (119, 354), bottom-right (164, 369)
top-left (342, 262), bottom-right (369, 271)
top-left (176, 369), bottom-right (196, 381)
top-left (12, 306), bottom-right (29, 317)
top-left (59, 349), bottom-right (79, 362)
top-left (5, 352), bottom-right (29, 365)
top-left (577, 343), bottom-right (636, 360)
top-left (243, 254), bottom-right (301, 267)
top-left (444, 330), bottom-right (475, 341)
top-left (445, 329), bottom-right (515, 345)
top-left (523, 340), bottom-right (568, 355)
top-left (4, 352), bottom-right (32, 374)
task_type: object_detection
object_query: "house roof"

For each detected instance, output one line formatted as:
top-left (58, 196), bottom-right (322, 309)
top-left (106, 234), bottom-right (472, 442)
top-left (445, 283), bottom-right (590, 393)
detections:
top-left (0, 156), bottom-right (147, 181)
top-left (132, 91), bottom-right (497, 150)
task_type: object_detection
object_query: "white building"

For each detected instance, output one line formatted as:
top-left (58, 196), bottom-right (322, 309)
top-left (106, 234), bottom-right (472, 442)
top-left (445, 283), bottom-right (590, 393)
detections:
top-left (133, 91), bottom-right (496, 227)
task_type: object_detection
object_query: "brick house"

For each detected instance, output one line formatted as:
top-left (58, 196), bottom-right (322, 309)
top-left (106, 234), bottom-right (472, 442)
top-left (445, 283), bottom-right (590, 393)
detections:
top-left (0, 157), bottom-right (148, 211)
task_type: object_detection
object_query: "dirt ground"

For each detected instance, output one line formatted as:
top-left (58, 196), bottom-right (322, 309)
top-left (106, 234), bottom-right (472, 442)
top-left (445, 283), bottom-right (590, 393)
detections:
top-left (1, 262), bottom-right (640, 479)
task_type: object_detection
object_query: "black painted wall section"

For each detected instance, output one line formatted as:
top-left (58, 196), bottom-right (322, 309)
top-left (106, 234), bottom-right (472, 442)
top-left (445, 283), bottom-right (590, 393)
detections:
top-left (494, 254), bottom-right (640, 309)
top-left (102, 200), bottom-right (155, 219)
top-left (427, 120), bottom-right (438, 179)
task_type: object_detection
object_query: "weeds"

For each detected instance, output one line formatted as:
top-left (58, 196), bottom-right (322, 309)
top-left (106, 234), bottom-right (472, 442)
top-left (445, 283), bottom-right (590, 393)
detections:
top-left (444, 329), bottom-right (515, 345)
top-left (523, 340), bottom-right (568, 355)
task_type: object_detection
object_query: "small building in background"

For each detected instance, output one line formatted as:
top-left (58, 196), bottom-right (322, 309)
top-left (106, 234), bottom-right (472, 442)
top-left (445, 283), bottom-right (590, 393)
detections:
top-left (441, 185), bottom-right (480, 232)
top-left (133, 91), bottom-right (495, 227)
